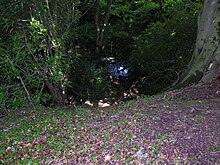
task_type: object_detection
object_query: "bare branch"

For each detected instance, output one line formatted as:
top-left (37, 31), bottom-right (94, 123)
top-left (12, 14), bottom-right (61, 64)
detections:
top-left (17, 76), bottom-right (36, 111)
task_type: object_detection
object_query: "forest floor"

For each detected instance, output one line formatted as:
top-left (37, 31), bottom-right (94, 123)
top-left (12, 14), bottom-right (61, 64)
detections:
top-left (0, 82), bottom-right (220, 164)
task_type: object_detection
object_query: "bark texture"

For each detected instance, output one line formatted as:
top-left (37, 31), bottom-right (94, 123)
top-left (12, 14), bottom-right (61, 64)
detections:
top-left (176, 0), bottom-right (220, 87)
top-left (45, 80), bottom-right (65, 105)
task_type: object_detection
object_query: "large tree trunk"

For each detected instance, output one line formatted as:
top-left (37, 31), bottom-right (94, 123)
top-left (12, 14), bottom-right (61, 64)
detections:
top-left (175, 0), bottom-right (220, 87)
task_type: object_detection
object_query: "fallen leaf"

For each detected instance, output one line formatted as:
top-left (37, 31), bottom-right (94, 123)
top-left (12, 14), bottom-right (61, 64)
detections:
top-left (104, 154), bottom-right (111, 162)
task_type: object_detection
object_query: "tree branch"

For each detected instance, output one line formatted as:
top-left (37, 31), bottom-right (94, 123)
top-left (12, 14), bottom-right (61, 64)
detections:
top-left (17, 76), bottom-right (36, 111)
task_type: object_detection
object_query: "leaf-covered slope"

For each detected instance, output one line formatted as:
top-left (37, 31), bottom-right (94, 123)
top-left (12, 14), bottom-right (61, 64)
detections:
top-left (0, 82), bottom-right (220, 164)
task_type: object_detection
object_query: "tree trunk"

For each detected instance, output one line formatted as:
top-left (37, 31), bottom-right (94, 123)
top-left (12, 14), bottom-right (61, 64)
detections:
top-left (175, 0), bottom-right (220, 87)
top-left (95, 0), bottom-right (112, 57)
top-left (45, 80), bottom-right (65, 105)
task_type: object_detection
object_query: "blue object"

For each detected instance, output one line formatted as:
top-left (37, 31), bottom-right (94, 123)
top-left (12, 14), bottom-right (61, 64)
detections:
top-left (107, 63), bottom-right (129, 77)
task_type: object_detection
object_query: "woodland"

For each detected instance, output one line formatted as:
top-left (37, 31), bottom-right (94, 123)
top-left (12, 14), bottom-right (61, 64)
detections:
top-left (0, 0), bottom-right (220, 164)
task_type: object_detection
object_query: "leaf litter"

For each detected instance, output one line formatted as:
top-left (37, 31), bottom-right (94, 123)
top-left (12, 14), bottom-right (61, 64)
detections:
top-left (0, 82), bottom-right (219, 164)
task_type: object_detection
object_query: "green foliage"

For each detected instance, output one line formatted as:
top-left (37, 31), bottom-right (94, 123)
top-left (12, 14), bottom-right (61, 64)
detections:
top-left (0, 0), bottom-right (203, 107)
top-left (67, 60), bottom-right (114, 103)
top-left (130, 0), bottom-right (201, 95)
top-left (0, 18), bottom-right (52, 109)
top-left (0, 0), bottom-right (83, 107)
top-left (111, 0), bottom-right (160, 25)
